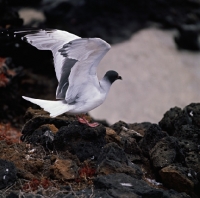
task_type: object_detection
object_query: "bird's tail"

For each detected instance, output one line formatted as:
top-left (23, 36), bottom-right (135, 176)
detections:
top-left (22, 96), bottom-right (71, 117)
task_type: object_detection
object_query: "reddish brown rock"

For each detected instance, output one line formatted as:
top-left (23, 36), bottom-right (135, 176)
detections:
top-left (50, 159), bottom-right (78, 180)
top-left (160, 165), bottom-right (195, 195)
top-left (105, 127), bottom-right (121, 144)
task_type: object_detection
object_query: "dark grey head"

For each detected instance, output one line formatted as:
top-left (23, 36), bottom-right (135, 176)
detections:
top-left (104, 70), bottom-right (122, 84)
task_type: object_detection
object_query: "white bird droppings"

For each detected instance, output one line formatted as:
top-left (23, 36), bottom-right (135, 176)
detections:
top-left (120, 183), bottom-right (132, 187)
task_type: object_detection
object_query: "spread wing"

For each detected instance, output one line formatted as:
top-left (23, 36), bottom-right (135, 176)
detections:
top-left (15, 28), bottom-right (79, 80)
top-left (15, 29), bottom-right (110, 102)
top-left (58, 38), bottom-right (111, 103)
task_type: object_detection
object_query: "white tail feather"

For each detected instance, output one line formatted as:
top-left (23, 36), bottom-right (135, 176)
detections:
top-left (22, 96), bottom-right (71, 117)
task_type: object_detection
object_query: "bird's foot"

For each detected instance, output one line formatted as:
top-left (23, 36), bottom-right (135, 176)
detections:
top-left (86, 122), bottom-right (99, 127)
top-left (77, 116), bottom-right (85, 123)
top-left (76, 115), bottom-right (99, 128)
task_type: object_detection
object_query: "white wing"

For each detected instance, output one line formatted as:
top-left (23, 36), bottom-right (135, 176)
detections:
top-left (15, 29), bottom-right (80, 81)
top-left (15, 29), bottom-right (110, 102)
top-left (58, 38), bottom-right (111, 103)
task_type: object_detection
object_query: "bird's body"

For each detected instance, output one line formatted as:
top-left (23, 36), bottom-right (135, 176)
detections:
top-left (15, 29), bottom-right (122, 126)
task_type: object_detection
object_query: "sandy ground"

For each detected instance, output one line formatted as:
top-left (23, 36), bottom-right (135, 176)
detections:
top-left (91, 28), bottom-right (200, 124)
top-left (19, 8), bottom-right (200, 125)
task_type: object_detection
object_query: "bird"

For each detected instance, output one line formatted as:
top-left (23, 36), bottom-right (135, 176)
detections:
top-left (15, 29), bottom-right (122, 127)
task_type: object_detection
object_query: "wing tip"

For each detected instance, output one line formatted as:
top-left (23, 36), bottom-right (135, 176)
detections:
top-left (22, 96), bottom-right (28, 100)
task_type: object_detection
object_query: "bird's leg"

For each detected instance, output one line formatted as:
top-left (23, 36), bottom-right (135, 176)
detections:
top-left (76, 114), bottom-right (99, 127)
top-left (76, 115), bottom-right (85, 123)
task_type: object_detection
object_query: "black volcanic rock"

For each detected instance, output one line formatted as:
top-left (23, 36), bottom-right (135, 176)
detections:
top-left (0, 159), bottom-right (17, 190)
top-left (159, 107), bottom-right (183, 135)
top-left (94, 173), bottom-right (190, 198)
top-left (150, 136), bottom-right (185, 170)
top-left (139, 124), bottom-right (168, 157)
top-left (97, 142), bottom-right (143, 179)
top-left (159, 104), bottom-right (200, 135)
top-left (123, 137), bottom-right (143, 163)
top-left (21, 110), bottom-right (72, 142)
top-left (94, 173), bottom-right (163, 197)
top-left (54, 123), bottom-right (106, 161)
top-left (4, 103), bottom-right (200, 197)
top-left (110, 120), bottom-right (129, 134)
top-left (173, 124), bottom-right (200, 143)
top-left (157, 104), bottom-right (200, 197)
top-left (185, 151), bottom-right (200, 173)
top-left (24, 125), bottom-right (55, 149)
top-left (185, 103), bottom-right (200, 128)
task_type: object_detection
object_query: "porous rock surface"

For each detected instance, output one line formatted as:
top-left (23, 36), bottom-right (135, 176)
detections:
top-left (1, 103), bottom-right (200, 197)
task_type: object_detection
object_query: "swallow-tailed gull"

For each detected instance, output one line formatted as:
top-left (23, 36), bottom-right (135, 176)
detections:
top-left (15, 29), bottom-right (122, 127)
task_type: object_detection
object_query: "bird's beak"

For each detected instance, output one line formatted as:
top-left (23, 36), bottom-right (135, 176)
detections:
top-left (118, 76), bottom-right (122, 80)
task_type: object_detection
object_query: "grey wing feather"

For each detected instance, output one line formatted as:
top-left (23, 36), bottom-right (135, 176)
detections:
top-left (15, 29), bottom-right (80, 82)
top-left (56, 58), bottom-right (77, 99)
top-left (58, 38), bottom-right (111, 103)
top-left (15, 29), bottom-right (80, 100)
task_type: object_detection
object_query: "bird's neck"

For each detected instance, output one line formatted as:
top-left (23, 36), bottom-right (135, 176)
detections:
top-left (99, 77), bottom-right (112, 93)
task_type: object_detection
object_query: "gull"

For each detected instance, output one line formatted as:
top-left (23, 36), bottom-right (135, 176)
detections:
top-left (15, 29), bottom-right (122, 127)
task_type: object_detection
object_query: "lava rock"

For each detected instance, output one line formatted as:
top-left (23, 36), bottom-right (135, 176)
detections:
top-left (96, 142), bottom-right (143, 179)
top-left (94, 173), bottom-right (191, 198)
top-left (105, 127), bottom-right (121, 145)
top-left (107, 188), bottom-right (140, 198)
top-left (185, 103), bottom-right (200, 128)
top-left (110, 120), bottom-right (129, 134)
top-left (50, 159), bottom-right (78, 181)
top-left (129, 122), bottom-right (152, 138)
top-left (94, 173), bottom-right (163, 197)
top-left (150, 136), bottom-right (185, 170)
top-left (54, 123), bottom-right (106, 161)
top-left (119, 125), bottom-right (144, 141)
top-left (159, 107), bottom-right (183, 135)
top-left (185, 151), bottom-right (200, 173)
top-left (24, 125), bottom-right (55, 149)
top-left (0, 159), bottom-right (17, 190)
top-left (160, 165), bottom-right (199, 197)
top-left (123, 137), bottom-right (143, 162)
top-left (179, 139), bottom-right (199, 154)
top-left (159, 105), bottom-right (199, 136)
top-left (173, 124), bottom-right (200, 144)
top-left (139, 124), bottom-right (168, 157)
top-left (21, 109), bottom-right (72, 142)
top-left (25, 160), bottom-right (44, 175)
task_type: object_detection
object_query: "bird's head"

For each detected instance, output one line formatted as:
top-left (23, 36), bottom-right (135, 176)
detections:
top-left (104, 70), bottom-right (122, 84)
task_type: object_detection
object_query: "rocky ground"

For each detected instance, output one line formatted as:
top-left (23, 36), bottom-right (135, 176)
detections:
top-left (0, 0), bottom-right (200, 197)
top-left (0, 104), bottom-right (200, 197)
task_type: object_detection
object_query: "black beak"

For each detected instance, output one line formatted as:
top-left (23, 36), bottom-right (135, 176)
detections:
top-left (118, 76), bottom-right (122, 80)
